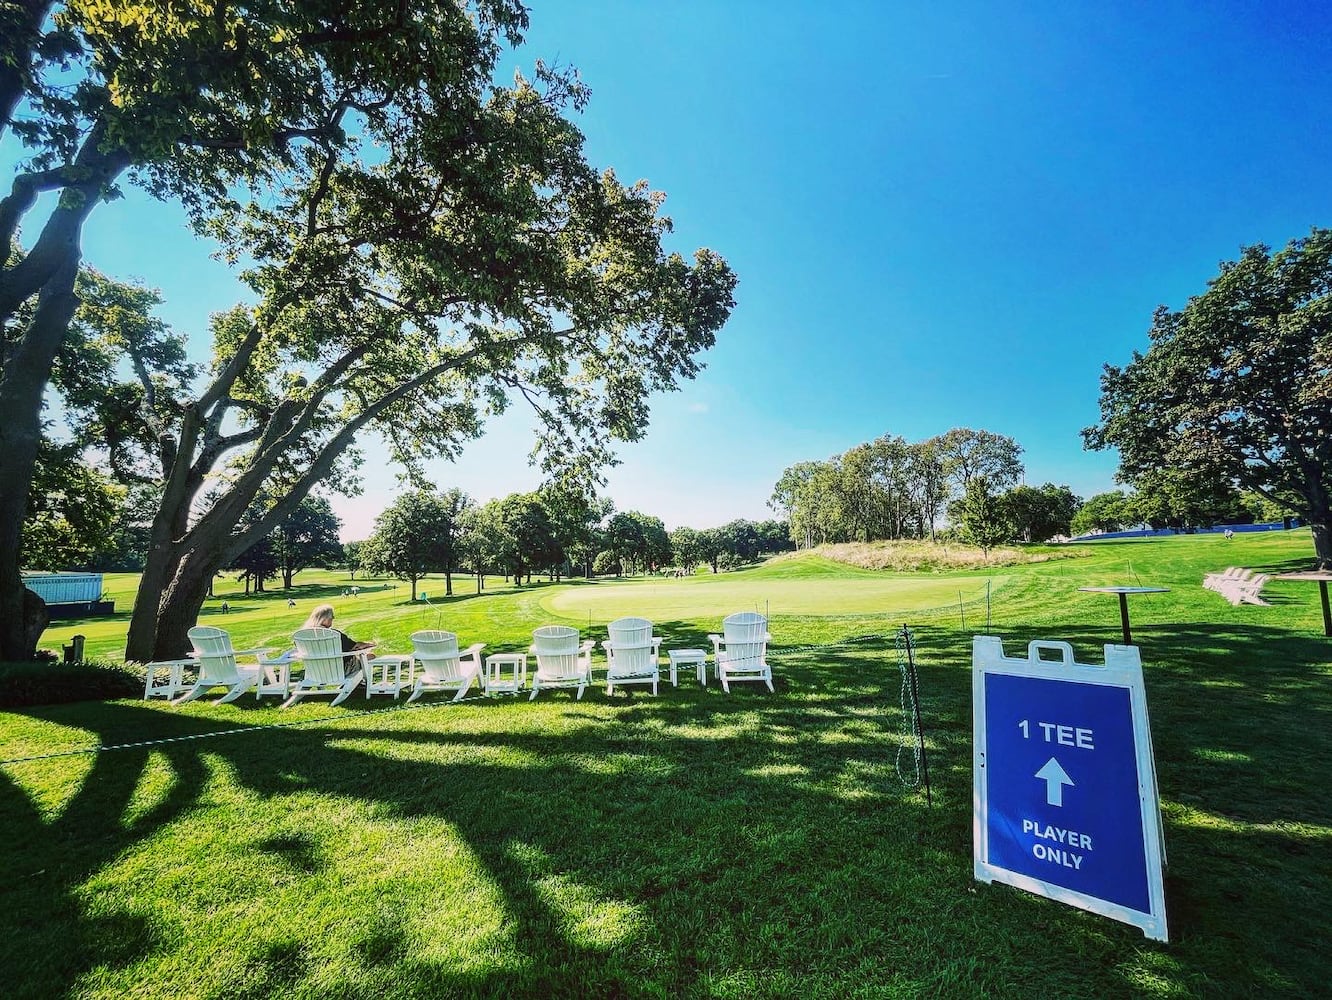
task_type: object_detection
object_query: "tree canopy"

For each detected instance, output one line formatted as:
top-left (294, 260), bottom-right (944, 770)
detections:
top-left (361, 490), bottom-right (467, 601)
top-left (769, 428), bottom-right (1024, 547)
top-left (0, 1), bottom-right (535, 657)
top-left (27, 11), bottom-right (738, 660)
top-left (1085, 228), bottom-right (1332, 566)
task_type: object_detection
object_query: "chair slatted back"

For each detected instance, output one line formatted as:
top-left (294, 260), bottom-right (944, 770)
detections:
top-left (607, 617), bottom-right (655, 675)
top-left (411, 630), bottom-right (464, 683)
top-left (187, 626), bottom-right (244, 683)
top-left (722, 612), bottom-right (768, 669)
top-left (293, 627), bottom-right (347, 685)
top-left (532, 625), bottom-right (582, 681)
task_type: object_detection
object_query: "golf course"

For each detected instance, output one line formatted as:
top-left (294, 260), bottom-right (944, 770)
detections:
top-left (3, 530), bottom-right (1330, 997)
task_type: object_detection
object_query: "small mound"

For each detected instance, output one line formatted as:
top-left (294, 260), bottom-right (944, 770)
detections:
top-left (772, 540), bottom-right (1087, 573)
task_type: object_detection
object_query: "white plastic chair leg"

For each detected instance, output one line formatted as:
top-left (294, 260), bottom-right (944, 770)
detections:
top-left (330, 671), bottom-right (363, 707)
top-left (217, 681), bottom-right (251, 704)
top-left (172, 686), bottom-right (206, 706)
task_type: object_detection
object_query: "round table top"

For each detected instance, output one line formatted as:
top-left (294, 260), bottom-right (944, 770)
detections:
top-left (1077, 586), bottom-right (1171, 595)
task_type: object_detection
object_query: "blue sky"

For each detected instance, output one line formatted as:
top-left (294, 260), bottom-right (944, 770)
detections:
top-left (9, 3), bottom-right (1332, 539)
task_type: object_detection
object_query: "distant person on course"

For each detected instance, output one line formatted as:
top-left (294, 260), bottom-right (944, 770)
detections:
top-left (303, 603), bottom-right (374, 674)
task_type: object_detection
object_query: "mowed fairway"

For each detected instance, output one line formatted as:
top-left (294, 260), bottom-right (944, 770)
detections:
top-left (545, 555), bottom-right (1013, 619)
top-left (5, 530), bottom-right (1332, 998)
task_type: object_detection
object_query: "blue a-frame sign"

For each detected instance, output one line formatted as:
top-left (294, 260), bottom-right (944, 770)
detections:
top-left (973, 636), bottom-right (1168, 941)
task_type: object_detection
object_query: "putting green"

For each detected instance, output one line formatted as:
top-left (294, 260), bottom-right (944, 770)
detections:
top-left (543, 571), bottom-right (1011, 620)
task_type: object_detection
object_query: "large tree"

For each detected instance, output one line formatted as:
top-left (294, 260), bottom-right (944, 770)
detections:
top-left (1, 1), bottom-right (533, 659)
top-left (1070, 491), bottom-right (1131, 536)
top-left (493, 492), bottom-right (559, 585)
top-left (21, 441), bottom-right (124, 571)
top-left (360, 490), bottom-right (460, 601)
top-left (1003, 483), bottom-right (1081, 543)
top-left (931, 427), bottom-right (1024, 495)
top-left (272, 496), bottom-right (343, 590)
top-left (105, 43), bottom-right (734, 660)
top-left (1085, 229), bottom-right (1332, 566)
top-left (952, 476), bottom-right (1011, 556)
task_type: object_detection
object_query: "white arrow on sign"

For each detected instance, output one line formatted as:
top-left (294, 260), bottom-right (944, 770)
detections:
top-left (1035, 757), bottom-right (1074, 806)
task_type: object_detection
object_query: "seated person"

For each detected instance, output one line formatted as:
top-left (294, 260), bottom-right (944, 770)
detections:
top-left (303, 603), bottom-right (374, 674)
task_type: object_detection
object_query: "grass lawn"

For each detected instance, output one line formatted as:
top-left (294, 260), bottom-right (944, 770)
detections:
top-left (4, 531), bottom-right (1331, 997)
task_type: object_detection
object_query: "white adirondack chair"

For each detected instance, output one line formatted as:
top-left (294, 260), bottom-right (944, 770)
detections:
top-left (1203, 567), bottom-right (1242, 591)
top-left (1230, 573), bottom-right (1271, 606)
top-left (171, 627), bottom-right (272, 705)
top-left (284, 627), bottom-right (366, 708)
top-left (406, 630), bottom-right (485, 703)
top-left (529, 625), bottom-right (595, 700)
top-left (602, 617), bottom-right (662, 695)
top-left (1207, 567), bottom-right (1252, 594)
top-left (708, 612), bottom-right (774, 693)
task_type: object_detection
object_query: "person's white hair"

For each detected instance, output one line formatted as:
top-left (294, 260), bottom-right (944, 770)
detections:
top-left (303, 603), bottom-right (335, 629)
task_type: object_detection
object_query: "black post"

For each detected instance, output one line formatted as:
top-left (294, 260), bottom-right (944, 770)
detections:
top-left (903, 625), bottom-right (932, 808)
top-left (1118, 592), bottom-right (1132, 644)
top-left (1320, 581), bottom-right (1332, 638)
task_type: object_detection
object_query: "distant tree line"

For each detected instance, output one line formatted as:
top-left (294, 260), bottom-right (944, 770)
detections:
top-left (767, 425), bottom-right (1280, 552)
top-left (354, 488), bottom-right (793, 597)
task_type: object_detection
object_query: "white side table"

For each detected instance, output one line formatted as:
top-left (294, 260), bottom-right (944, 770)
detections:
top-left (143, 658), bottom-right (198, 700)
top-left (667, 648), bottom-right (708, 687)
top-left (256, 652), bottom-right (293, 701)
top-left (485, 653), bottom-right (527, 696)
top-left (365, 654), bottom-right (413, 698)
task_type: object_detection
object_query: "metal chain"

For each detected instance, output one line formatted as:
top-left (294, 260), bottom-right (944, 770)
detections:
top-left (894, 626), bottom-right (923, 789)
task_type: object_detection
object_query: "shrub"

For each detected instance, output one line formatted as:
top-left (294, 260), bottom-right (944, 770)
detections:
top-left (0, 660), bottom-right (143, 708)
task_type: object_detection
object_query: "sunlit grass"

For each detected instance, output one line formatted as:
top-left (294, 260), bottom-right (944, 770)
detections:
top-left (2, 529), bottom-right (1331, 996)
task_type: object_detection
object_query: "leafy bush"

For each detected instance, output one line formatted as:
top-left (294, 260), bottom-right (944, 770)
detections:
top-left (0, 660), bottom-right (142, 708)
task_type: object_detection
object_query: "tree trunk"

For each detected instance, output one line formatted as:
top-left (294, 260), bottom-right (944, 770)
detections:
top-left (284, 569), bottom-right (294, 589)
top-left (126, 538), bottom-right (185, 661)
top-left (410, 574), bottom-right (418, 601)
top-left (151, 552), bottom-right (219, 659)
top-left (444, 567), bottom-right (453, 596)
top-left (0, 139), bottom-right (129, 660)
top-left (126, 541), bottom-right (225, 661)
top-left (0, 253), bottom-right (79, 660)
top-left (1312, 517), bottom-right (1332, 570)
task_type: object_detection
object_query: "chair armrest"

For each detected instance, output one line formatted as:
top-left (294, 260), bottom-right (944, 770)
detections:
top-left (462, 643), bottom-right (486, 656)
top-left (143, 657), bottom-right (199, 668)
top-left (233, 647), bottom-right (276, 657)
top-left (578, 640), bottom-right (596, 653)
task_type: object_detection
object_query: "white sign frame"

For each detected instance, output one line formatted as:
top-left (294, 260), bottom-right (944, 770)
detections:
top-left (973, 635), bottom-right (1168, 941)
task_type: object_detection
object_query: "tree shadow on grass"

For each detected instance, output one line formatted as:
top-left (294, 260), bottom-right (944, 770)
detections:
top-left (1, 623), bottom-right (1330, 996)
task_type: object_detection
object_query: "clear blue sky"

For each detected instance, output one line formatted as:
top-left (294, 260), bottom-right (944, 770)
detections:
top-left (9, 2), bottom-right (1332, 539)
